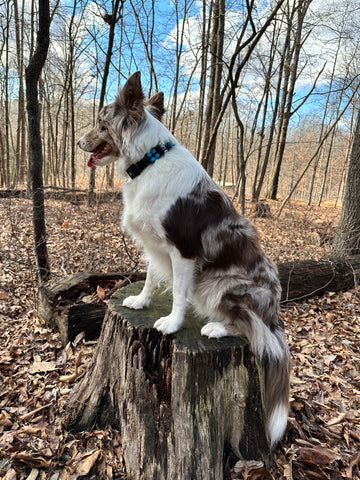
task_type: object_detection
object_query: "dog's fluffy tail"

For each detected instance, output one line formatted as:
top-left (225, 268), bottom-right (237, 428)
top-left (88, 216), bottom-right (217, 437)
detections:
top-left (247, 314), bottom-right (290, 447)
top-left (262, 324), bottom-right (290, 447)
top-left (218, 301), bottom-right (290, 447)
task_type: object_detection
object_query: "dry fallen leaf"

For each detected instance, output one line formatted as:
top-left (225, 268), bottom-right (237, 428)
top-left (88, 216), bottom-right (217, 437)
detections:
top-left (299, 445), bottom-right (341, 466)
top-left (0, 412), bottom-right (13, 428)
top-left (26, 468), bottom-right (39, 480)
top-left (326, 412), bottom-right (347, 426)
top-left (0, 290), bottom-right (10, 301)
top-left (14, 452), bottom-right (51, 468)
top-left (19, 403), bottom-right (52, 422)
top-left (28, 361), bottom-right (58, 374)
top-left (347, 452), bottom-right (360, 479)
top-left (3, 468), bottom-right (17, 480)
top-left (59, 351), bottom-right (83, 383)
top-left (96, 284), bottom-right (106, 301)
top-left (74, 449), bottom-right (102, 476)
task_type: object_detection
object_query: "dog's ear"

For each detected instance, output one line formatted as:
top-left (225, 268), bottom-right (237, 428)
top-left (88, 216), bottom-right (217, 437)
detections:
top-left (114, 71), bottom-right (145, 125)
top-left (145, 92), bottom-right (166, 121)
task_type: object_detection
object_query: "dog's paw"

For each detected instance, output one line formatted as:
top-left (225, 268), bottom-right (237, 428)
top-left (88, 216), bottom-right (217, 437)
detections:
top-left (122, 295), bottom-right (150, 310)
top-left (201, 322), bottom-right (228, 339)
top-left (154, 314), bottom-right (182, 335)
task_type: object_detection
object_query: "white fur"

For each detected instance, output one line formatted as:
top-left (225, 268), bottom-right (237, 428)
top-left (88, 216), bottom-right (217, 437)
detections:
top-left (118, 113), bottom-right (205, 333)
top-left (267, 403), bottom-right (288, 448)
top-left (201, 322), bottom-right (228, 338)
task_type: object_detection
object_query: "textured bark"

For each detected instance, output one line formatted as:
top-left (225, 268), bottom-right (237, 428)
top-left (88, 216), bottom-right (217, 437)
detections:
top-left (278, 256), bottom-right (360, 302)
top-left (332, 108), bottom-right (360, 256)
top-left (200, 0), bottom-right (225, 176)
top-left (38, 272), bottom-right (145, 344)
top-left (89, 0), bottom-right (123, 194)
top-left (270, 0), bottom-right (311, 200)
top-left (25, 0), bottom-right (51, 282)
top-left (65, 282), bottom-right (271, 479)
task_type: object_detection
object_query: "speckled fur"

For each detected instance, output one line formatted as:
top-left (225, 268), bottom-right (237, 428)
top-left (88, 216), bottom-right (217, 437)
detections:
top-left (78, 72), bottom-right (290, 447)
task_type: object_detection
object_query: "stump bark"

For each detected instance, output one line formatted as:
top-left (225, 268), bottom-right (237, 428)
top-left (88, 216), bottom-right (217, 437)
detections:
top-left (65, 282), bottom-right (271, 479)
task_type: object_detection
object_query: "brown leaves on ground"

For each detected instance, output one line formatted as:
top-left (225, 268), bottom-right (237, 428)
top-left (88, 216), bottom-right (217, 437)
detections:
top-left (275, 287), bottom-right (360, 480)
top-left (0, 194), bottom-right (359, 479)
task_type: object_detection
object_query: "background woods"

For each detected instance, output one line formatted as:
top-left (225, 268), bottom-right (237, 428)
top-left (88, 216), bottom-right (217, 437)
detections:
top-left (0, 0), bottom-right (360, 206)
top-left (1, 1), bottom-right (360, 479)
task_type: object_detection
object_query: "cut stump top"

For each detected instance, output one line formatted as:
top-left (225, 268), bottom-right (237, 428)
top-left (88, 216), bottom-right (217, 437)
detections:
top-left (108, 281), bottom-right (247, 353)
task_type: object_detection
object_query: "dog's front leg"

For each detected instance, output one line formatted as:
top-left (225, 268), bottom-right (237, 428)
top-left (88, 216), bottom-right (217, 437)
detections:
top-left (154, 250), bottom-right (195, 335)
top-left (122, 263), bottom-right (158, 310)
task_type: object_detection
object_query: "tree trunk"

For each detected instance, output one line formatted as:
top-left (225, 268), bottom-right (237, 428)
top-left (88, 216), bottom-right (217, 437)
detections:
top-left (270, 0), bottom-right (311, 200)
top-left (195, 0), bottom-right (211, 159)
top-left (89, 0), bottom-right (123, 195)
top-left (332, 108), bottom-right (360, 256)
top-left (200, 0), bottom-right (225, 176)
top-left (65, 282), bottom-right (271, 479)
top-left (200, 0), bottom-right (286, 174)
top-left (38, 272), bottom-right (146, 344)
top-left (25, 0), bottom-right (51, 283)
top-left (14, 0), bottom-right (26, 185)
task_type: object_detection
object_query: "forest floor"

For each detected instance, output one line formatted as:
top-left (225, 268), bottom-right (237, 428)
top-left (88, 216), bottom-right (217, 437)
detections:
top-left (0, 191), bottom-right (359, 480)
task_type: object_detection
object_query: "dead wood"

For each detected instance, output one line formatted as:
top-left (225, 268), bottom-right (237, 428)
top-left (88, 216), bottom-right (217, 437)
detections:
top-left (38, 256), bottom-right (360, 344)
top-left (278, 255), bottom-right (360, 302)
top-left (65, 282), bottom-right (271, 479)
top-left (38, 272), bottom-right (146, 344)
top-left (0, 187), bottom-right (122, 203)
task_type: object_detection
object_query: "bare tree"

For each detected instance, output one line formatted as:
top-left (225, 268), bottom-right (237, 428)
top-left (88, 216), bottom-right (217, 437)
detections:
top-left (200, 0), bottom-right (225, 176)
top-left (200, 0), bottom-right (286, 175)
top-left (13, 0), bottom-right (27, 185)
top-left (269, 0), bottom-right (312, 200)
top-left (332, 106), bottom-right (360, 256)
top-left (89, 0), bottom-right (124, 193)
top-left (25, 0), bottom-right (52, 282)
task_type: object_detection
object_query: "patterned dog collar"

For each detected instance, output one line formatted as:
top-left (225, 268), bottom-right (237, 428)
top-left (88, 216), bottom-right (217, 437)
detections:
top-left (126, 142), bottom-right (175, 179)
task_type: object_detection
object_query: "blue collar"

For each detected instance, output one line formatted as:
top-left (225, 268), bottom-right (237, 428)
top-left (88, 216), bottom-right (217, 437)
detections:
top-left (126, 142), bottom-right (175, 179)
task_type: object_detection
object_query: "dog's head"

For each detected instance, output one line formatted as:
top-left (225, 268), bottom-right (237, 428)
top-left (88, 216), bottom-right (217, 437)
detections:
top-left (78, 72), bottom-right (165, 167)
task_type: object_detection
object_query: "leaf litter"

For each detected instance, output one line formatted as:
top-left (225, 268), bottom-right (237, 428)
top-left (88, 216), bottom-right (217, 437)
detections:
top-left (0, 194), bottom-right (359, 479)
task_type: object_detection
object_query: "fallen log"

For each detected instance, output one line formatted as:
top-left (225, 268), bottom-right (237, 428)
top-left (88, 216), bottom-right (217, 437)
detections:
top-left (38, 272), bottom-right (146, 344)
top-left (278, 255), bottom-right (360, 302)
top-left (38, 256), bottom-right (360, 344)
top-left (65, 282), bottom-right (271, 479)
top-left (0, 187), bottom-right (122, 202)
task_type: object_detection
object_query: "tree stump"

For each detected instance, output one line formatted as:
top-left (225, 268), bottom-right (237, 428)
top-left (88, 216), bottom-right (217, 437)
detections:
top-left (65, 282), bottom-right (271, 479)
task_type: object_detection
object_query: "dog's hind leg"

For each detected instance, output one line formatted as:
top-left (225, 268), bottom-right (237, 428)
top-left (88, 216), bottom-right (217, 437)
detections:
top-left (122, 263), bottom-right (159, 310)
top-left (154, 249), bottom-right (195, 335)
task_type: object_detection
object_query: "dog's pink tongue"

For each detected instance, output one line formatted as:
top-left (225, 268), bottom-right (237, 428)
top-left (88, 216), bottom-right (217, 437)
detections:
top-left (87, 143), bottom-right (112, 168)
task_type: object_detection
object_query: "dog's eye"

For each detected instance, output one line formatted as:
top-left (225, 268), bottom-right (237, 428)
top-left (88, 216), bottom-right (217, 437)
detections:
top-left (100, 125), bottom-right (107, 132)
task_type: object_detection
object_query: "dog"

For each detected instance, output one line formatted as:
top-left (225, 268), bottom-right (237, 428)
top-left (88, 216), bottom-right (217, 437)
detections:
top-left (78, 72), bottom-right (290, 447)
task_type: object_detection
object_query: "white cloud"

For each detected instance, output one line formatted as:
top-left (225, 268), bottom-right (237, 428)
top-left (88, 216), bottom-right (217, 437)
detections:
top-left (165, 0), bottom-right (360, 100)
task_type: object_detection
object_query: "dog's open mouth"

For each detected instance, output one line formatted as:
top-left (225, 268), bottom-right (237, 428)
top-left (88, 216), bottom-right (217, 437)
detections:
top-left (87, 143), bottom-right (113, 167)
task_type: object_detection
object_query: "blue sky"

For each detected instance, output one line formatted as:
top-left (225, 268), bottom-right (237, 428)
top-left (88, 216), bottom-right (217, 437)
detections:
top-left (49, 0), bottom-right (360, 130)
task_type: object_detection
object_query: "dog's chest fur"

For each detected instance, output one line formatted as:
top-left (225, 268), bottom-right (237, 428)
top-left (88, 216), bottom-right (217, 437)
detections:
top-left (121, 148), bottom-right (205, 254)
